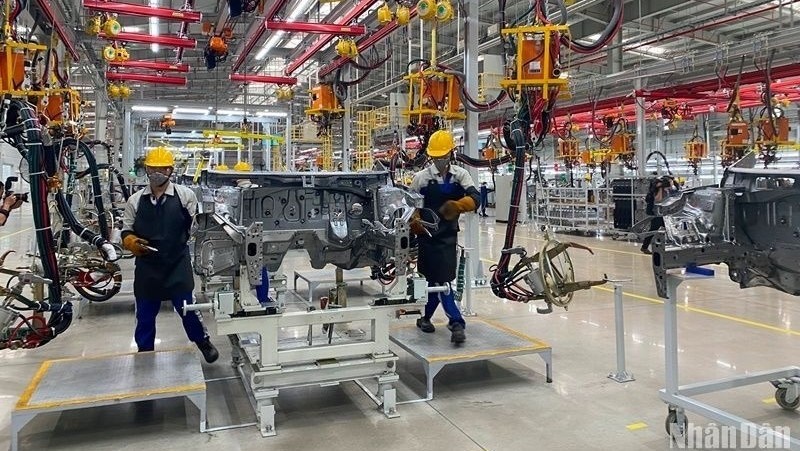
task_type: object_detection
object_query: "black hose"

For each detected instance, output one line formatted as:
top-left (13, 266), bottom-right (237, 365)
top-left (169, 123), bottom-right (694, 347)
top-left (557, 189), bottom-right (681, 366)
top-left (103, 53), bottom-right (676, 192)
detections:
top-left (561, 0), bottom-right (622, 54)
top-left (11, 101), bottom-right (62, 305)
top-left (61, 138), bottom-right (110, 241)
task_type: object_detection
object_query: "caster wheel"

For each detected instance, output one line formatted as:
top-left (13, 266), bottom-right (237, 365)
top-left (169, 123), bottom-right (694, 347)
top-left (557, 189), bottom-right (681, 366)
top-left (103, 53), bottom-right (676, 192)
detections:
top-left (665, 410), bottom-right (688, 442)
top-left (775, 387), bottom-right (800, 411)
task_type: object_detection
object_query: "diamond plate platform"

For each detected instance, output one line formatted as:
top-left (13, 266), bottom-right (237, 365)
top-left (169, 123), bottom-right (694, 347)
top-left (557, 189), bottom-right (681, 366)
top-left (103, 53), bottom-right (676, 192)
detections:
top-left (11, 348), bottom-right (206, 451)
top-left (389, 319), bottom-right (552, 402)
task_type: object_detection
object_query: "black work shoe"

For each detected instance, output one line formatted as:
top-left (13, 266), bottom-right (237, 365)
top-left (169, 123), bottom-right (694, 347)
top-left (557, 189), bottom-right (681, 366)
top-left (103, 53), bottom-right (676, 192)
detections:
top-left (640, 247), bottom-right (652, 255)
top-left (416, 317), bottom-right (435, 333)
top-left (449, 323), bottom-right (466, 344)
top-left (197, 339), bottom-right (219, 363)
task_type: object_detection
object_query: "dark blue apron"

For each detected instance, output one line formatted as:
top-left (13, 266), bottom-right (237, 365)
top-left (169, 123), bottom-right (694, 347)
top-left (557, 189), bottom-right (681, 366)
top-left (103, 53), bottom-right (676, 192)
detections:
top-left (132, 190), bottom-right (194, 300)
top-left (417, 173), bottom-right (465, 283)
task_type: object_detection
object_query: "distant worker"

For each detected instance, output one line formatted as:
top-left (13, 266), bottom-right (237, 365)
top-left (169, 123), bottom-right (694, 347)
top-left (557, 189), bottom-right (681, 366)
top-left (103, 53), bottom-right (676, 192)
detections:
top-left (640, 175), bottom-right (680, 254)
top-left (410, 130), bottom-right (480, 344)
top-left (0, 185), bottom-right (24, 226)
top-left (479, 182), bottom-right (494, 217)
top-left (122, 147), bottom-right (219, 363)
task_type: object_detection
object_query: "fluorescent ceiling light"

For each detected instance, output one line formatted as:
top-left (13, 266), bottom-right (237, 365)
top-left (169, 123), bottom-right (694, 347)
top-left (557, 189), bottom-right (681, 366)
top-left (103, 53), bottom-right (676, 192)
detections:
top-left (132, 105), bottom-right (169, 112)
top-left (216, 109), bottom-right (244, 115)
top-left (173, 108), bottom-right (210, 114)
top-left (256, 111), bottom-right (287, 117)
top-left (149, 0), bottom-right (160, 53)
top-left (255, 31), bottom-right (285, 60)
top-left (288, 0), bottom-right (316, 21)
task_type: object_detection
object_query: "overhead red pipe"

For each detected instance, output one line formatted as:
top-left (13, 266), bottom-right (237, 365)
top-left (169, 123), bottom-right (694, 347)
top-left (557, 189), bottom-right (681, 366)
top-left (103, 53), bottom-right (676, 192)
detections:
top-left (574, 1), bottom-right (799, 67)
top-left (318, 8), bottom-right (417, 78)
top-left (230, 0), bottom-right (291, 73)
top-left (34, 0), bottom-right (80, 59)
top-left (556, 63), bottom-right (800, 117)
top-left (83, 0), bottom-right (202, 22)
top-left (265, 21), bottom-right (366, 35)
top-left (229, 73), bottom-right (297, 85)
top-left (98, 31), bottom-right (197, 48)
top-left (106, 71), bottom-right (187, 86)
top-left (285, 0), bottom-right (380, 76)
top-left (108, 60), bottom-right (190, 72)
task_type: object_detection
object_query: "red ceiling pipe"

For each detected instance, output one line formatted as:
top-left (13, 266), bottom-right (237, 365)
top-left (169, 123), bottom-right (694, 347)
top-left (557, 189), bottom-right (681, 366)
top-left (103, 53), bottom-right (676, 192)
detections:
top-left (231, 0), bottom-right (291, 73)
top-left (556, 63), bottom-right (800, 117)
top-left (34, 0), bottom-right (80, 59)
top-left (109, 60), bottom-right (190, 72)
top-left (106, 71), bottom-right (187, 86)
top-left (285, 0), bottom-right (380, 76)
top-left (265, 21), bottom-right (367, 35)
top-left (230, 73), bottom-right (297, 85)
top-left (573, 1), bottom-right (799, 67)
top-left (98, 32), bottom-right (197, 48)
top-left (83, 0), bottom-right (202, 22)
top-left (318, 8), bottom-right (417, 78)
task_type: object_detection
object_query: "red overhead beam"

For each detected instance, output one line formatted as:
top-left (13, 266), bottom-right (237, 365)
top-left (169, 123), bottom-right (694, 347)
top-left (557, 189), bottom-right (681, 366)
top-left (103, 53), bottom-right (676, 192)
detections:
top-left (106, 71), bottom-right (187, 86)
top-left (83, 0), bottom-right (202, 22)
top-left (265, 21), bottom-right (366, 35)
top-left (98, 32), bottom-right (197, 48)
top-left (231, 0), bottom-right (291, 73)
top-left (555, 63), bottom-right (800, 117)
top-left (108, 60), bottom-right (190, 72)
top-left (229, 73), bottom-right (297, 85)
top-left (35, 0), bottom-right (80, 60)
top-left (318, 8), bottom-right (417, 78)
top-left (285, 0), bottom-right (379, 76)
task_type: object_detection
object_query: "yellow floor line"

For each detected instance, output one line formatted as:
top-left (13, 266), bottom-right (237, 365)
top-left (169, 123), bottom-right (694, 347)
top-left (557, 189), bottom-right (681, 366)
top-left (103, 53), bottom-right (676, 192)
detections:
top-left (762, 397), bottom-right (777, 404)
top-left (477, 258), bottom-right (800, 337)
top-left (626, 422), bottom-right (648, 431)
top-left (593, 286), bottom-right (800, 336)
top-left (15, 360), bottom-right (52, 408)
top-left (0, 227), bottom-right (32, 241)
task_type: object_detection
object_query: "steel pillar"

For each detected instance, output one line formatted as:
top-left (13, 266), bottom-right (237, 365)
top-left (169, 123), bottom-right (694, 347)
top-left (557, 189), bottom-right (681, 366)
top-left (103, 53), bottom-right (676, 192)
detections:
top-left (94, 91), bottom-right (108, 143)
top-left (285, 104), bottom-right (293, 171)
top-left (635, 78), bottom-right (647, 177)
top-left (122, 109), bottom-right (133, 174)
top-left (608, 31), bottom-right (622, 74)
top-left (463, 0), bottom-right (483, 305)
top-left (342, 66), bottom-right (352, 172)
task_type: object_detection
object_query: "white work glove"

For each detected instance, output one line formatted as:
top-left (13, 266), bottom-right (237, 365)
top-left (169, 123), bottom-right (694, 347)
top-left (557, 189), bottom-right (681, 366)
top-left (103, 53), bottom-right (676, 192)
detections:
top-left (100, 243), bottom-right (118, 262)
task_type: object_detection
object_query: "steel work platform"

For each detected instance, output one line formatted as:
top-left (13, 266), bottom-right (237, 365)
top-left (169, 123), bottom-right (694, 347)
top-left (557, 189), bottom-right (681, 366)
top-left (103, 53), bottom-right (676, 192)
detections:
top-left (390, 319), bottom-right (552, 401)
top-left (11, 348), bottom-right (206, 451)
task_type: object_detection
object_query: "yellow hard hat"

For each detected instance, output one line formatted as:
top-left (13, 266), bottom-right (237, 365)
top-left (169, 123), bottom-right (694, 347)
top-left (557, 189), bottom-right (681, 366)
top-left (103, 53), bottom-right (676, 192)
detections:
top-left (427, 130), bottom-right (455, 158)
top-left (144, 146), bottom-right (175, 167)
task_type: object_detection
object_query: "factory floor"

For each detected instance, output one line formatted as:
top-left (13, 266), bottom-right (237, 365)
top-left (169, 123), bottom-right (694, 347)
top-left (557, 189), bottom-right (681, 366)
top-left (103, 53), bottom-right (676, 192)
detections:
top-left (1, 208), bottom-right (798, 451)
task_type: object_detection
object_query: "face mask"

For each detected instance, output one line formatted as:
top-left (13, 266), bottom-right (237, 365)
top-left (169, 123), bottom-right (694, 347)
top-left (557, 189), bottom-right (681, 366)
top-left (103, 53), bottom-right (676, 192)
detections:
top-left (147, 171), bottom-right (170, 186)
top-left (433, 158), bottom-right (450, 175)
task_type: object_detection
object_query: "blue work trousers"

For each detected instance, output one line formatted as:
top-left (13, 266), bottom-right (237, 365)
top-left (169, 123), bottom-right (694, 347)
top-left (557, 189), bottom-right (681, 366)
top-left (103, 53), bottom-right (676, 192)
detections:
top-left (135, 292), bottom-right (207, 352)
top-left (424, 282), bottom-right (465, 328)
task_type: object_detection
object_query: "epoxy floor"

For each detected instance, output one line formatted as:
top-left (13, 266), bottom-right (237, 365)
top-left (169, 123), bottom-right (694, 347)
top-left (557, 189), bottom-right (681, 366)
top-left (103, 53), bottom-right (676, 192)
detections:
top-left (1, 208), bottom-right (798, 451)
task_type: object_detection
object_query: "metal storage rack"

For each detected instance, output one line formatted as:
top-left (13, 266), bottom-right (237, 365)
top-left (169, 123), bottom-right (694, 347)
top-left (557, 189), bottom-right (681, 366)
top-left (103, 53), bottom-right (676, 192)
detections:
top-left (532, 185), bottom-right (612, 234)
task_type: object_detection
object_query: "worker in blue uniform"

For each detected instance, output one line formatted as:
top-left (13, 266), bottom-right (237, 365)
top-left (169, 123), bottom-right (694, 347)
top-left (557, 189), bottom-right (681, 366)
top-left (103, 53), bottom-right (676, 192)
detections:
top-left (410, 130), bottom-right (480, 344)
top-left (122, 147), bottom-right (218, 363)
